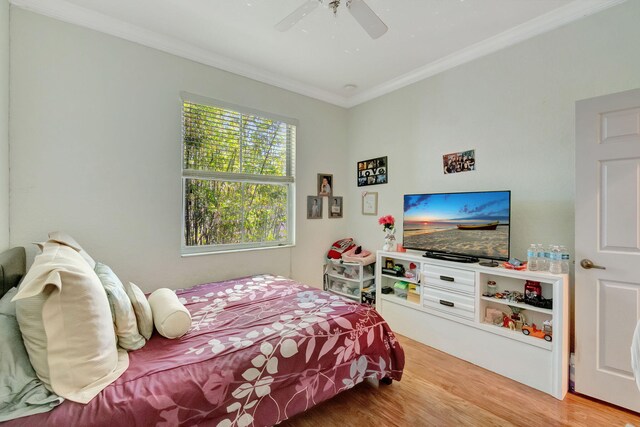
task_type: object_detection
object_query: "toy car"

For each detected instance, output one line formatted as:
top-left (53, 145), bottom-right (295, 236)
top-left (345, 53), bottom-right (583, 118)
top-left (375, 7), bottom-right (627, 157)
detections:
top-left (521, 322), bottom-right (552, 342)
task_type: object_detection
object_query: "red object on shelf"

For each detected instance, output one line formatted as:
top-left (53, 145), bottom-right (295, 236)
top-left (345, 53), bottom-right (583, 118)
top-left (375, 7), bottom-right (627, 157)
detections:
top-left (524, 280), bottom-right (542, 299)
top-left (502, 261), bottom-right (528, 270)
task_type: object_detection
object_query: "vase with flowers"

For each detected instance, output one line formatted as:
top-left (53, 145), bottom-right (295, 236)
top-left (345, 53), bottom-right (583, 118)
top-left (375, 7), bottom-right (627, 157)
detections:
top-left (378, 214), bottom-right (396, 251)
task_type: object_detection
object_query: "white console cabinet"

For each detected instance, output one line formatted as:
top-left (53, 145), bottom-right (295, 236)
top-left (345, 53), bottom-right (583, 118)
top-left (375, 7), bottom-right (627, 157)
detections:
top-left (376, 250), bottom-right (568, 399)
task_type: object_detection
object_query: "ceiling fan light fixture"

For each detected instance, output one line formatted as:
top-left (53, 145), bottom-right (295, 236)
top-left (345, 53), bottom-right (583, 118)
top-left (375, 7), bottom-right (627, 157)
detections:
top-left (328, 0), bottom-right (340, 16)
top-left (276, 0), bottom-right (387, 39)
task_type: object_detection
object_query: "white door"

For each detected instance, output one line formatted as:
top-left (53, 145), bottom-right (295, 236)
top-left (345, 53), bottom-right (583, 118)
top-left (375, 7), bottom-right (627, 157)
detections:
top-left (575, 88), bottom-right (640, 412)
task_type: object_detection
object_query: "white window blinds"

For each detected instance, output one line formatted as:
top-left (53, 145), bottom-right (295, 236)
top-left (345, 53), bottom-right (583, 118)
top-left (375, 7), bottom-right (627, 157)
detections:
top-left (181, 93), bottom-right (296, 253)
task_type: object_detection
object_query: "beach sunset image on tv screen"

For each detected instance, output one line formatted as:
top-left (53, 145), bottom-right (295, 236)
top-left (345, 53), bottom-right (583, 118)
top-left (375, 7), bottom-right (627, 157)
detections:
top-left (403, 191), bottom-right (510, 260)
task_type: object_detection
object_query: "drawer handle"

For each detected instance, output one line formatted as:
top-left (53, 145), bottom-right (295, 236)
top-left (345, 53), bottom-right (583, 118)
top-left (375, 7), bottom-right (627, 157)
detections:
top-left (440, 275), bottom-right (454, 282)
top-left (439, 300), bottom-right (454, 307)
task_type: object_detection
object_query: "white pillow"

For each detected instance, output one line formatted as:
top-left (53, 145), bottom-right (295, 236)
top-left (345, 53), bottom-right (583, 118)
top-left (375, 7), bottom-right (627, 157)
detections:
top-left (123, 282), bottom-right (153, 340)
top-left (13, 241), bottom-right (128, 404)
top-left (47, 231), bottom-right (96, 269)
top-left (148, 288), bottom-right (191, 339)
top-left (95, 263), bottom-right (145, 351)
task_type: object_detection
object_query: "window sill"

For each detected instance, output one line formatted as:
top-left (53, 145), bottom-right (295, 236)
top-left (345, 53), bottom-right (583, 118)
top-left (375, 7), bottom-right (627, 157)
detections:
top-left (181, 243), bottom-right (295, 257)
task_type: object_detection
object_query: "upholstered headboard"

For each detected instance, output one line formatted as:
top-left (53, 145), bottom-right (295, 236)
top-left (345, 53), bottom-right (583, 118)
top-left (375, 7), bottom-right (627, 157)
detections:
top-left (0, 247), bottom-right (26, 298)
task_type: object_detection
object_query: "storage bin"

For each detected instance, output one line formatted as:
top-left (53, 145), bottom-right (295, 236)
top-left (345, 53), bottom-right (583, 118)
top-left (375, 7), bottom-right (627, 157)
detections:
top-left (393, 280), bottom-right (409, 299)
top-left (343, 265), bottom-right (359, 279)
top-left (344, 281), bottom-right (359, 291)
top-left (327, 277), bottom-right (359, 297)
top-left (363, 264), bottom-right (374, 276)
top-left (393, 287), bottom-right (408, 299)
top-left (407, 291), bottom-right (420, 304)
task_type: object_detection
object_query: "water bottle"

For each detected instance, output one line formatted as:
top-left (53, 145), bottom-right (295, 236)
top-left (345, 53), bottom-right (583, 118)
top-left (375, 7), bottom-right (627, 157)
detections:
top-left (536, 244), bottom-right (547, 271)
top-left (549, 245), bottom-right (562, 274)
top-left (527, 244), bottom-right (538, 271)
top-left (544, 245), bottom-right (552, 271)
top-left (560, 245), bottom-right (570, 274)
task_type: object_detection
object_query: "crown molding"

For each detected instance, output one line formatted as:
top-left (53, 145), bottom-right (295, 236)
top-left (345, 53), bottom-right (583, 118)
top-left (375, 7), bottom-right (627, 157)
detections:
top-left (11, 0), bottom-right (627, 109)
top-left (9, 0), bottom-right (352, 108)
top-left (344, 0), bottom-right (627, 107)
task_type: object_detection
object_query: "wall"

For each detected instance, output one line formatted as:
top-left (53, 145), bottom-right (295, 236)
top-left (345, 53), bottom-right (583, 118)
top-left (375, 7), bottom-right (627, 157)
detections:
top-left (9, 2), bottom-right (640, 294)
top-left (346, 0), bottom-right (640, 263)
top-left (345, 0), bottom-right (640, 339)
top-left (0, 0), bottom-right (8, 251)
top-left (9, 9), bottom-right (348, 291)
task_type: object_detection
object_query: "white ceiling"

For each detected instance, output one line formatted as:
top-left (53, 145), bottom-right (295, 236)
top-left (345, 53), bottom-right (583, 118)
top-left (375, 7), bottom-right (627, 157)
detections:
top-left (11, 0), bottom-right (625, 107)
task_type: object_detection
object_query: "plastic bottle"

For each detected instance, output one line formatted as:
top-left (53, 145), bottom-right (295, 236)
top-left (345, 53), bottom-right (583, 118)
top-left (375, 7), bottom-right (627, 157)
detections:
top-left (560, 245), bottom-right (570, 274)
top-left (549, 245), bottom-right (562, 274)
top-left (536, 244), bottom-right (547, 271)
top-left (527, 244), bottom-right (538, 271)
top-left (544, 245), bottom-right (552, 271)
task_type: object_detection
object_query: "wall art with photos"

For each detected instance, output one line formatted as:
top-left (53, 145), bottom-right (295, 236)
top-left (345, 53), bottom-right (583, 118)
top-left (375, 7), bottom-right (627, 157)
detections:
top-left (317, 174), bottom-right (333, 197)
top-left (329, 196), bottom-right (343, 219)
top-left (307, 196), bottom-right (323, 219)
top-left (443, 149), bottom-right (475, 174)
top-left (357, 156), bottom-right (387, 187)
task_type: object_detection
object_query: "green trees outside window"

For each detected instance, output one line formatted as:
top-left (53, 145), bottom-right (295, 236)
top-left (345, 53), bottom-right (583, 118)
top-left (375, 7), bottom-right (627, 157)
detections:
top-left (182, 100), bottom-right (295, 252)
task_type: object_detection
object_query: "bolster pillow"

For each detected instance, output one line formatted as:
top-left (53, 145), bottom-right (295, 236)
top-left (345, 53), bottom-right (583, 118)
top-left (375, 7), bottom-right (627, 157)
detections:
top-left (147, 288), bottom-right (191, 339)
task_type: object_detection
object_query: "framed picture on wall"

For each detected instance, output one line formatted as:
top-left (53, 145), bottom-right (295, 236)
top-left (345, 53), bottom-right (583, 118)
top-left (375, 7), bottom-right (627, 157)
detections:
top-left (318, 174), bottom-right (333, 197)
top-left (329, 196), bottom-right (343, 218)
top-left (443, 149), bottom-right (475, 174)
top-left (362, 192), bottom-right (378, 215)
top-left (307, 196), bottom-right (323, 219)
top-left (357, 156), bottom-right (387, 186)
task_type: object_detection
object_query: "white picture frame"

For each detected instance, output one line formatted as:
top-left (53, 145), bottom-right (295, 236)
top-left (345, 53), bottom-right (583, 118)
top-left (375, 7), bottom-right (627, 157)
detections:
top-left (362, 192), bottom-right (378, 215)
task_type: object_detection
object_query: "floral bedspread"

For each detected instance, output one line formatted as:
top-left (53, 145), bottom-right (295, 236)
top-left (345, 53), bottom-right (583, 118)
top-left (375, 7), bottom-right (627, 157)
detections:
top-left (6, 275), bottom-right (404, 427)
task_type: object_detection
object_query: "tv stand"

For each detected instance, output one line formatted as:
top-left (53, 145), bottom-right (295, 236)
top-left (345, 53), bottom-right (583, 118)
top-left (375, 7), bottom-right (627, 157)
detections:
top-left (423, 252), bottom-right (479, 263)
top-left (375, 250), bottom-right (569, 400)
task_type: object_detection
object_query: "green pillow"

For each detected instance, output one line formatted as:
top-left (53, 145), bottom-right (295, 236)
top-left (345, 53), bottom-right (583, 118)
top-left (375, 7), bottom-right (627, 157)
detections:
top-left (0, 287), bottom-right (18, 316)
top-left (0, 313), bottom-right (63, 422)
top-left (123, 281), bottom-right (153, 340)
top-left (95, 263), bottom-right (146, 351)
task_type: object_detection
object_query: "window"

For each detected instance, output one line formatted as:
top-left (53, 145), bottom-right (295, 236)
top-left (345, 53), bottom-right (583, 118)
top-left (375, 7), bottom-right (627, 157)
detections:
top-left (181, 93), bottom-right (296, 254)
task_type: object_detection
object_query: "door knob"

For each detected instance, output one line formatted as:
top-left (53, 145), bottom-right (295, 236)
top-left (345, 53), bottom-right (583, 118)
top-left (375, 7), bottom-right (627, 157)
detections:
top-left (580, 259), bottom-right (606, 270)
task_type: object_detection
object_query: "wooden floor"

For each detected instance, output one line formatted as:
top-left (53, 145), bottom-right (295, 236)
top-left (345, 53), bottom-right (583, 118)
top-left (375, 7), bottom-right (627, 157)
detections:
top-left (282, 334), bottom-right (640, 427)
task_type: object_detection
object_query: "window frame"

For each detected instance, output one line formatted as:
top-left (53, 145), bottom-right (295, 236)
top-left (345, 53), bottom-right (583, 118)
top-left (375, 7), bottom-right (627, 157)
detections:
top-left (180, 92), bottom-right (297, 256)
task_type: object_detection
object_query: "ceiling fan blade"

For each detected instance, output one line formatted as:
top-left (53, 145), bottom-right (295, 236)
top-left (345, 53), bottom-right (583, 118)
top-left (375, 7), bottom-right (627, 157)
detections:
top-left (348, 0), bottom-right (388, 39)
top-left (275, 0), bottom-right (320, 32)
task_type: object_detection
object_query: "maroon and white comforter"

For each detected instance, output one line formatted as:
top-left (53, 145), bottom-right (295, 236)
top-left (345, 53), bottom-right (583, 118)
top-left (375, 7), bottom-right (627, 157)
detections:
top-left (6, 275), bottom-right (404, 427)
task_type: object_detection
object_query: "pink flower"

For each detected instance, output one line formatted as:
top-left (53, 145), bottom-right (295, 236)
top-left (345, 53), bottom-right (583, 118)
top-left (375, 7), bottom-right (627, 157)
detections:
top-left (378, 215), bottom-right (395, 232)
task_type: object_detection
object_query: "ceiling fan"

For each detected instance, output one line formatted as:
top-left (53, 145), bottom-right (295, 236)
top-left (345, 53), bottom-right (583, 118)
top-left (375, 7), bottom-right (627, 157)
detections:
top-left (276, 0), bottom-right (388, 39)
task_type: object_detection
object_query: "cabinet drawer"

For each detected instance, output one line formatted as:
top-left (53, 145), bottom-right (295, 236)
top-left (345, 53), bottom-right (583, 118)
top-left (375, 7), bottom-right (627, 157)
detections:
top-left (423, 287), bottom-right (475, 320)
top-left (327, 276), bottom-right (372, 299)
top-left (422, 265), bottom-right (475, 295)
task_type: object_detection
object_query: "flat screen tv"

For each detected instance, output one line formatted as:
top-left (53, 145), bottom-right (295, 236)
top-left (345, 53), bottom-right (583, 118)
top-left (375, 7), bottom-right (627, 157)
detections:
top-left (403, 190), bottom-right (511, 263)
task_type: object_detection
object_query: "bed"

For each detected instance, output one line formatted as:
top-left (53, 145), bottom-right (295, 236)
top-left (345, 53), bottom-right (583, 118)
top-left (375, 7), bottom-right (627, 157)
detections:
top-left (0, 247), bottom-right (405, 426)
